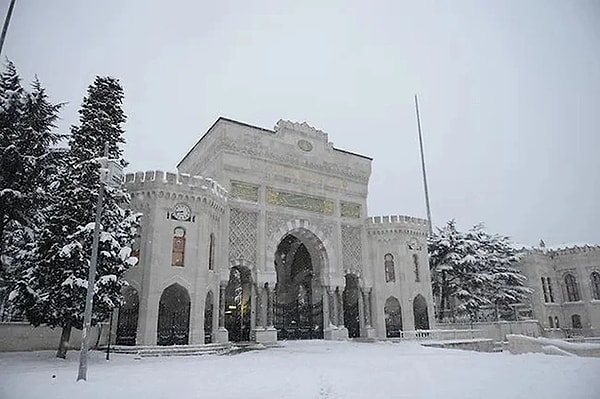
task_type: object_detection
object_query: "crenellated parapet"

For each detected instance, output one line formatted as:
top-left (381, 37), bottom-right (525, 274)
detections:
top-left (528, 244), bottom-right (600, 257)
top-left (124, 170), bottom-right (228, 213)
top-left (366, 215), bottom-right (430, 238)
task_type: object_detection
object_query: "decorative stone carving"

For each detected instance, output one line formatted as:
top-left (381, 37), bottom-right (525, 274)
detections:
top-left (267, 188), bottom-right (334, 215)
top-left (266, 212), bottom-right (335, 242)
top-left (229, 208), bottom-right (258, 264)
top-left (230, 181), bottom-right (259, 202)
top-left (297, 139), bottom-right (313, 152)
top-left (341, 202), bottom-right (361, 218)
top-left (342, 224), bottom-right (362, 273)
top-left (408, 237), bottom-right (423, 251)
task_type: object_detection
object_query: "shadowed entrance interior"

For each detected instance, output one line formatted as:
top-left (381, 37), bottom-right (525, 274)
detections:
top-left (274, 233), bottom-right (324, 340)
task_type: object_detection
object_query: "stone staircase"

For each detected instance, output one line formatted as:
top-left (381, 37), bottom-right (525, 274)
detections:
top-left (108, 342), bottom-right (233, 358)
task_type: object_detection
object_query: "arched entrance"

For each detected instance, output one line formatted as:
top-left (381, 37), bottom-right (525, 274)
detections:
top-left (157, 283), bottom-right (190, 346)
top-left (384, 296), bottom-right (403, 338)
top-left (204, 291), bottom-right (214, 343)
top-left (116, 286), bottom-right (139, 346)
top-left (343, 274), bottom-right (361, 338)
top-left (274, 231), bottom-right (324, 340)
top-left (413, 294), bottom-right (429, 330)
top-left (224, 267), bottom-right (252, 342)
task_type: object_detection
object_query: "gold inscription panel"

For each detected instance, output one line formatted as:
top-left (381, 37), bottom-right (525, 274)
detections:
top-left (341, 202), bottom-right (361, 218)
top-left (267, 188), bottom-right (334, 215)
top-left (231, 181), bottom-right (259, 202)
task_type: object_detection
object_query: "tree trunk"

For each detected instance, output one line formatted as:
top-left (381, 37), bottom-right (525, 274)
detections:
top-left (56, 324), bottom-right (72, 359)
top-left (438, 271), bottom-right (447, 322)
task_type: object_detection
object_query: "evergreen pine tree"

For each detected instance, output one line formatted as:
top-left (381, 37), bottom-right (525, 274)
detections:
top-left (0, 62), bottom-right (62, 318)
top-left (10, 76), bottom-right (140, 358)
top-left (429, 220), bottom-right (531, 322)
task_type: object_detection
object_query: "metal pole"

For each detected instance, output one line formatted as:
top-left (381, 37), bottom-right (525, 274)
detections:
top-left (106, 309), bottom-right (114, 360)
top-left (77, 181), bottom-right (104, 381)
top-left (0, 0), bottom-right (16, 56)
top-left (414, 94), bottom-right (433, 236)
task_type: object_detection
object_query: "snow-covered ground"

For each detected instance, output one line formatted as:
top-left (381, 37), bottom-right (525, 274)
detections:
top-left (1, 340), bottom-right (599, 399)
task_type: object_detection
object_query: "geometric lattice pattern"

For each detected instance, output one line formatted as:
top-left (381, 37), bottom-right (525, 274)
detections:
top-left (229, 207), bottom-right (258, 264)
top-left (341, 225), bottom-right (362, 273)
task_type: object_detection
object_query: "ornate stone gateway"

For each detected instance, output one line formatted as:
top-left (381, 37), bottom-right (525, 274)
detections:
top-left (157, 284), bottom-right (190, 346)
top-left (274, 234), bottom-right (324, 340)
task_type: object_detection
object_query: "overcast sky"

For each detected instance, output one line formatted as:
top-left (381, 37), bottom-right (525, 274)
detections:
top-left (5, 0), bottom-right (599, 247)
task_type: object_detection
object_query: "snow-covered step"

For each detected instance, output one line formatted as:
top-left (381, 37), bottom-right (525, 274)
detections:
top-left (109, 342), bottom-right (232, 357)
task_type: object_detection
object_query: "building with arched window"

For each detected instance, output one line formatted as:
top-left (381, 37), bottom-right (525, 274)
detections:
top-left (517, 245), bottom-right (600, 337)
top-left (119, 118), bottom-right (434, 346)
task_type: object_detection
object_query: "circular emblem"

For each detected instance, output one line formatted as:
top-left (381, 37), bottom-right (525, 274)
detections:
top-left (297, 139), bottom-right (313, 152)
top-left (172, 203), bottom-right (191, 221)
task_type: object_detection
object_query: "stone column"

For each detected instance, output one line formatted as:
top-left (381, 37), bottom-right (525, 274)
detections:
top-left (322, 286), bottom-right (330, 328)
top-left (363, 288), bottom-right (371, 327)
top-left (337, 289), bottom-right (345, 327)
top-left (332, 287), bottom-right (339, 327)
top-left (358, 287), bottom-right (365, 336)
top-left (267, 285), bottom-right (275, 327)
top-left (215, 282), bottom-right (229, 343)
top-left (250, 283), bottom-right (256, 331)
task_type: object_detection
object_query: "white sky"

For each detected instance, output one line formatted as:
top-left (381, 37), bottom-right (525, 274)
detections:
top-left (5, 0), bottom-right (600, 247)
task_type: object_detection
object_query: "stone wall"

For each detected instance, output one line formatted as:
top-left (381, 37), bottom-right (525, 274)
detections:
top-left (437, 320), bottom-right (543, 342)
top-left (0, 322), bottom-right (108, 352)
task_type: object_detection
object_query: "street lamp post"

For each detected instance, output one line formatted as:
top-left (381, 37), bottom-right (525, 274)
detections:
top-left (77, 156), bottom-right (123, 382)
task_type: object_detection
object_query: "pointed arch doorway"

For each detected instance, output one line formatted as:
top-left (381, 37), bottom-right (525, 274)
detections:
top-left (157, 283), bottom-right (191, 346)
top-left (274, 230), bottom-right (325, 340)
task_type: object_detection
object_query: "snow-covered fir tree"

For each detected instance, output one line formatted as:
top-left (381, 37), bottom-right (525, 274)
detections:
top-left (428, 220), bottom-right (531, 322)
top-left (10, 76), bottom-right (140, 358)
top-left (0, 62), bottom-right (62, 319)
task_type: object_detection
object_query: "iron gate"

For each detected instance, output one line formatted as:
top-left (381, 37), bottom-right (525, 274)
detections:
top-left (274, 300), bottom-right (323, 340)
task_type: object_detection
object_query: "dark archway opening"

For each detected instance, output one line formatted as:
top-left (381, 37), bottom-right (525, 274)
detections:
top-left (225, 267), bottom-right (252, 342)
top-left (204, 291), bottom-right (214, 344)
top-left (157, 283), bottom-right (191, 345)
top-left (274, 233), bottom-right (323, 340)
top-left (413, 294), bottom-right (429, 330)
top-left (384, 296), bottom-right (403, 338)
top-left (116, 286), bottom-right (139, 346)
top-left (343, 274), bottom-right (361, 338)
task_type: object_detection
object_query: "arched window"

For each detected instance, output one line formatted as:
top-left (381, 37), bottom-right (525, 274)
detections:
top-left (564, 274), bottom-right (580, 302)
top-left (413, 254), bottom-right (420, 282)
top-left (208, 233), bottom-right (215, 271)
top-left (132, 226), bottom-right (142, 261)
top-left (548, 316), bottom-right (554, 328)
top-left (554, 316), bottom-right (559, 328)
top-left (547, 277), bottom-right (555, 302)
top-left (384, 254), bottom-right (395, 283)
top-left (571, 314), bottom-right (582, 329)
top-left (172, 227), bottom-right (186, 267)
top-left (591, 272), bottom-right (600, 300)
top-left (541, 277), bottom-right (548, 302)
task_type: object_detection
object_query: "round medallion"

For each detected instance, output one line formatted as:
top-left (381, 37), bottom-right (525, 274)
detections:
top-left (172, 203), bottom-right (191, 221)
top-left (297, 139), bottom-right (313, 152)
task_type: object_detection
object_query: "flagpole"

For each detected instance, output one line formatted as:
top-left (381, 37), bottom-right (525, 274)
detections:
top-left (0, 0), bottom-right (16, 56)
top-left (414, 94), bottom-right (433, 235)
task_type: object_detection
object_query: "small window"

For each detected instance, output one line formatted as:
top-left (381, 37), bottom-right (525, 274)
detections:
top-left (172, 227), bottom-right (186, 267)
top-left (571, 314), bottom-right (582, 329)
top-left (548, 316), bottom-right (554, 328)
top-left (208, 233), bottom-right (215, 271)
top-left (413, 254), bottom-right (420, 282)
top-left (564, 274), bottom-right (580, 302)
top-left (591, 272), bottom-right (600, 300)
top-left (384, 253), bottom-right (395, 283)
top-left (541, 277), bottom-right (549, 303)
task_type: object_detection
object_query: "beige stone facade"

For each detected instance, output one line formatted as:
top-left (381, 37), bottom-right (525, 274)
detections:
top-left (518, 245), bottom-right (600, 337)
top-left (119, 117), bottom-right (434, 346)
